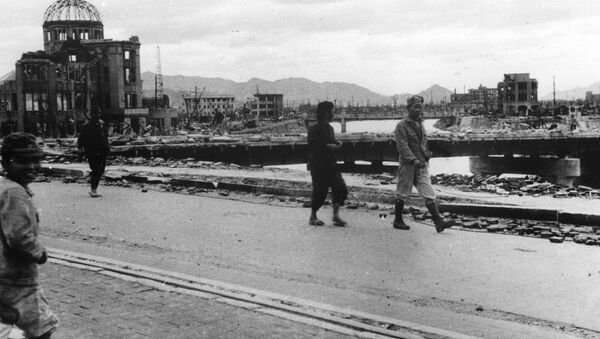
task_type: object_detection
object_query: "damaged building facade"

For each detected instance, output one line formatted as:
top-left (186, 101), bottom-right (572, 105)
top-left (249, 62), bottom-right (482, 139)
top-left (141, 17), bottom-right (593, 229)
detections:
top-left (497, 73), bottom-right (538, 116)
top-left (183, 93), bottom-right (236, 123)
top-left (0, 0), bottom-right (145, 137)
top-left (250, 93), bottom-right (284, 120)
top-left (450, 85), bottom-right (498, 113)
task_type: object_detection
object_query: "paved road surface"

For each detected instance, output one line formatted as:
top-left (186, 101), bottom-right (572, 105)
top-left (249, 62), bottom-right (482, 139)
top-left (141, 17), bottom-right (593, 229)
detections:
top-left (32, 181), bottom-right (600, 338)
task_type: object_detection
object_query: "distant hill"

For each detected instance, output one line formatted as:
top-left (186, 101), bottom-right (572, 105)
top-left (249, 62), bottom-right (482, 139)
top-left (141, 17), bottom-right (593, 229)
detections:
top-left (418, 84), bottom-right (453, 104)
top-left (141, 72), bottom-right (394, 108)
top-left (391, 84), bottom-right (453, 105)
top-left (541, 81), bottom-right (600, 101)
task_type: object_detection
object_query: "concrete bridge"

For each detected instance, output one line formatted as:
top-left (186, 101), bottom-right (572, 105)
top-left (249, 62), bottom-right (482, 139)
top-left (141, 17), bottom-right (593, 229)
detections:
top-left (306, 110), bottom-right (454, 122)
top-left (111, 132), bottom-right (600, 186)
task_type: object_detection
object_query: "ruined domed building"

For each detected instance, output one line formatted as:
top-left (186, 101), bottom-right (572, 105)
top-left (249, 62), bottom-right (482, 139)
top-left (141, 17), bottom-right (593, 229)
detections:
top-left (0, 0), bottom-right (146, 137)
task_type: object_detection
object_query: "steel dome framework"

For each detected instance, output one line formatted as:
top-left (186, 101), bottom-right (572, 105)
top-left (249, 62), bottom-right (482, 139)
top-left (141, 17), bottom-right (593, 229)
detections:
top-left (43, 0), bottom-right (102, 22)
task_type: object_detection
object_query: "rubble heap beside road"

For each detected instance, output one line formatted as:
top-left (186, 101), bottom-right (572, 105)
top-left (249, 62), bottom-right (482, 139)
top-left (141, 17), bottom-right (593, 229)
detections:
top-left (432, 173), bottom-right (600, 198)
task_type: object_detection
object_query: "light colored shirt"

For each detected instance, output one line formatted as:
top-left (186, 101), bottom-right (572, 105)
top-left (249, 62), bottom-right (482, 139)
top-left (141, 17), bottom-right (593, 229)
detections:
top-left (0, 177), bottom-right (45, 286)
top-left (394, 117), bottom-right (430, 164)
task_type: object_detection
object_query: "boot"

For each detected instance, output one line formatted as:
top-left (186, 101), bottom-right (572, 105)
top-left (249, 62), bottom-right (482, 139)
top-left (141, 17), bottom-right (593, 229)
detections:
top-left (393, 199), bottom-right (410, 230)
top-left (425, 199), bottom-right (453, 233)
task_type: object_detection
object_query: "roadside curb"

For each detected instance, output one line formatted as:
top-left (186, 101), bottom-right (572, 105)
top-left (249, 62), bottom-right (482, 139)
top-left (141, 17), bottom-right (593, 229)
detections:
top-left (439, 203), bottom-right (559, 221)
top-left (41, 165), bottom-right (600, 226)
top-left (41, 166), bottom-right (87, 178)
top-left (48, 248), bottom-right (476, 339)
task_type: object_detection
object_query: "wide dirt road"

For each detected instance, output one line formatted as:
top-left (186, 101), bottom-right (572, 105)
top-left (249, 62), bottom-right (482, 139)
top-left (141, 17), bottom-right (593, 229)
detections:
top-left (33, 181), bottom-right (600, 338)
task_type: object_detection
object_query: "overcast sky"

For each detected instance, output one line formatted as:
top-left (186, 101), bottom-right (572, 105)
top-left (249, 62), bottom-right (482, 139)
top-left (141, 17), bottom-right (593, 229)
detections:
top-left (2, 0), bottom-right (600, 96)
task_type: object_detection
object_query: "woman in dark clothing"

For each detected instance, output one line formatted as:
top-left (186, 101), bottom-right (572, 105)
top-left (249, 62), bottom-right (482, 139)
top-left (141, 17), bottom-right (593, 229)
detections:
top-left (307, 101), bottom-right (348, 226)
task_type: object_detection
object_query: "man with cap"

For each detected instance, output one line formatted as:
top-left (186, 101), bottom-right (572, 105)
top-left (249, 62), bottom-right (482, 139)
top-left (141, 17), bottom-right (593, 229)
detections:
top-left (0, 132), bottom-right (59, 338)
top-left (77, 107), bottom-right (110, 197)
top-left (393, 96), bottom-right (453, 232)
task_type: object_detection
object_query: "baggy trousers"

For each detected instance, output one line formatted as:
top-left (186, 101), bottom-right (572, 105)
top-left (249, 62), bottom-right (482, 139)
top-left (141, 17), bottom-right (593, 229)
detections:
top-left (310, 166), bottom-right (348, 211)
top-left (395, 162), bottom-right (436, 201)
top-left (87, 153), bottom-right (107, 191)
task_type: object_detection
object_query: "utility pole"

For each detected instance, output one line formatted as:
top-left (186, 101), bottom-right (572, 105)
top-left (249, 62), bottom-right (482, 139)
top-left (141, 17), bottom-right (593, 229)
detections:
top-left (553, 76), bottom-right (556, 107)
top-left (194, 85), bottom-right (198, 117)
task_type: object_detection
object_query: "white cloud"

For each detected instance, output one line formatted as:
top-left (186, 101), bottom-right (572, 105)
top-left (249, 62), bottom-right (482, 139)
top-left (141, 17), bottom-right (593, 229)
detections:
top-left (1, 0), bottom-right (600, 95)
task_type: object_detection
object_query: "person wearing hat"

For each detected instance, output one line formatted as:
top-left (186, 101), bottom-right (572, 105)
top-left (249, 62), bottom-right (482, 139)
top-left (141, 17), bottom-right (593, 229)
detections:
top-left (0, 132), bottom-right (59, 339)
top-left (393, 95), bottom-right (453, 232)
top-left (77, 107), bottom-right (110, 197)
top-left (307, 101), bottom-right (348, 227)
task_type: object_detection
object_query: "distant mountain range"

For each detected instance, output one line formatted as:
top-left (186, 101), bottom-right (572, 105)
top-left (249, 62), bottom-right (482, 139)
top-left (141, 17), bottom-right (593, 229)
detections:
top-left (1, 69), bottom-right (596, 105)
top-left (541, 81), bottom-right (600, 101)
top-left (141, 72), bottom-right (453, 108)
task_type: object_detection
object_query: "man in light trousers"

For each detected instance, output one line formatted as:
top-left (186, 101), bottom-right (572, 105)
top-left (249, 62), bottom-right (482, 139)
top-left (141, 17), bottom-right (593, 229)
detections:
top-left (393, 95), bottom-right (453, 232)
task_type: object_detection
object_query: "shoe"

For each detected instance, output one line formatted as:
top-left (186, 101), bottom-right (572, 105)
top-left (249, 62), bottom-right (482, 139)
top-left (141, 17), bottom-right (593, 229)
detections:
top-left (309, 218), bottom-right (324, 226)
top-left (434, 218), bottom-right (453, 233)
top-left (89, 191), bottom-right (102, 198)
top-left (332, 217), bottom-right (347, 227)
top-left (393, 220), bottom-right (410, 230)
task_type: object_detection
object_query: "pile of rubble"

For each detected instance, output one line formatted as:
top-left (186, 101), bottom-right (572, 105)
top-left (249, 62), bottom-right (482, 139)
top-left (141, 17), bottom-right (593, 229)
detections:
top-left (42, 152), bottom-right (264, 171)
top-left (431, 173), bottom-right (600, 198)
top-left (430, 115), bottom-right (600, 138)
top-left (106, 156), bottom-right (249, 169)
top-left (403, 207), bottom-right (599, 246)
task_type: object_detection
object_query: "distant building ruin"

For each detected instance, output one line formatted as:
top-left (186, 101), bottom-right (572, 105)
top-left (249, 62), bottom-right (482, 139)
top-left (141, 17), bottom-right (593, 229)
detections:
top-left (585, 91), bottom-right (600, 106)
top-left (450, 85), bottom-right (498, 112)
top-left (250, 93), bottom-right (283, 120)
top-left (0, 0), bottom-right (145, 137)
top-left (497, 73), bottom-right (538, 116)
top-left (182, 92), bottom-right (235, 123)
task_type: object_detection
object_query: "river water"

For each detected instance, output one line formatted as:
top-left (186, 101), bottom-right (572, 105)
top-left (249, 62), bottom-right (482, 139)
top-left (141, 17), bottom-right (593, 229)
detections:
top-left (274, 119), bottom-right (471, 175)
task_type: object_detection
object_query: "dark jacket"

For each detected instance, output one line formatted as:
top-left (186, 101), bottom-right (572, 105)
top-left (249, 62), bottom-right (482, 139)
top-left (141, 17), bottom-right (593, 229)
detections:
top-left (77, 120), bottom-right (110, 156)
top-left (0, 178), bottom-right (45, 286)
top-left (394, 117), bottom-right (431, 164)
top-left (307, 122), bottom-right (337, 169)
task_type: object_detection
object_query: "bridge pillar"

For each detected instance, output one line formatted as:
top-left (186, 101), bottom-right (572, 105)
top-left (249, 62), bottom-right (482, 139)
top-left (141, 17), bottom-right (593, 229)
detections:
top-left (370, 160), bottom-right (384, 170)
top-left (469, 156), bottom-right (580, 186)
top-left (579, 152), bottom-right (600, 187)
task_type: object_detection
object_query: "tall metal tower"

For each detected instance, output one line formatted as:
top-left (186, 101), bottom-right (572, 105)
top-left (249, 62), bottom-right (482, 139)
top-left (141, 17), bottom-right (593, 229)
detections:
top-left (155, 46), bottom-right (164, 108)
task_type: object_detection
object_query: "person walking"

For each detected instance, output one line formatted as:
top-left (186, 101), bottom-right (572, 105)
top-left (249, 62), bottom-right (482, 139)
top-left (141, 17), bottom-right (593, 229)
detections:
top-left (77, 107), bottom-right (110, 198)
top-left (0, 132), bottom-right (59, 339)
top-left (307, 101), bottom-right (348, 227)
top-left (393, 95), bottom-right (453, 232)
